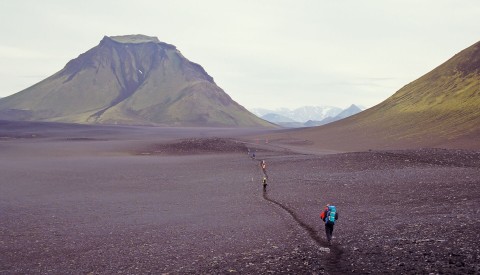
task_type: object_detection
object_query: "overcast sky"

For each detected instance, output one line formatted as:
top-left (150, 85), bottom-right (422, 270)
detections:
top-left (0, 0), bottom-right (479, 109)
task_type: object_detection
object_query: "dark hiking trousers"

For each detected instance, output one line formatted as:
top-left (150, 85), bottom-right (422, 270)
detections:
top-left (325, 222), bottom-right (334, 242)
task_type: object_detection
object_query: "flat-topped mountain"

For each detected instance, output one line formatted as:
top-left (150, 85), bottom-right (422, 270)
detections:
top-left (0, 35), bottom-right (273, 127)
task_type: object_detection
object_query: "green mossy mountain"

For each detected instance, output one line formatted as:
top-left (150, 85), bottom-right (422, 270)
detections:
top-left (288, 40), bottom-right (480, 150)
top-left (0, 35), bottom-right (273, 127)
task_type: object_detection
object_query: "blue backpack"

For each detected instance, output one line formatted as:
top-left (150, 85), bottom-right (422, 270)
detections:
top-left (327, 205), bottom-right (336, 224)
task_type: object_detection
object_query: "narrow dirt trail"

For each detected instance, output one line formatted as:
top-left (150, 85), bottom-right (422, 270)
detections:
top-left (249, 153), bottom-right (345, 273)
top-left (262, 191), bottom-right (344, 273)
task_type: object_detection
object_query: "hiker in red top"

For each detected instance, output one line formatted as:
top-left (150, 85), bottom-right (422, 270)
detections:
top-left (320, 204), bottom-right (339, 244)
top-left (260, 160), bottom-right (268, 178)
top-left (260, 160), bottom-right (266, 171)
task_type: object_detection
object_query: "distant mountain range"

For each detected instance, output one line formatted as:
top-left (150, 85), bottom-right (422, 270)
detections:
top-left (304, 104), bottom-right (363, 127)
top-left (263, 40), bottom-right (480, 150)
top-left (251, 106), bottom-right (342, 122)
top-left (251, 104), bottom-right (363, 127)
top-left (0, 35), bottom-right (273, 127)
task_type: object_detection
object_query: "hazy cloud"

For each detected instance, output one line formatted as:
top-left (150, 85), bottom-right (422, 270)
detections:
top-left (0, 0), bottom-right (479, 109)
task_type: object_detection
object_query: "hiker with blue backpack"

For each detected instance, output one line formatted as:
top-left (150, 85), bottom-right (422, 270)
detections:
top-left (320, 204), bottom-right (339, 244)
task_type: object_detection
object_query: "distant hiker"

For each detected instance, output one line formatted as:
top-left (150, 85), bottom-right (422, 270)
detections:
top-left (260, 160), bottom-right (268, 178)
top-left (252, 152), bottom-right (256, 159)
top-left (320, 204), bottom-right (339, 244)
top-left (262, 176), bottom-right (267, 192)
top-left (260, 160), bottom-right (266, 171)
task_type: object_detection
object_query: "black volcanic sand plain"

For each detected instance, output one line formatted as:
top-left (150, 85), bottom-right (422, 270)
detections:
top-left (1, 121), bottom-right (479, 274)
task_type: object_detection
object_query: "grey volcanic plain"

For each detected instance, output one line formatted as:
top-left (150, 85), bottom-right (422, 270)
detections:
top-left (0, 121), bottom-right (479, 274)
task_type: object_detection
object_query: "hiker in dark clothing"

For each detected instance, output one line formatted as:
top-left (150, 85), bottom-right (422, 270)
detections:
top-left (262, 176), bottom-right (267, 192)
top-left (320, 204), bottom-right (339, 244)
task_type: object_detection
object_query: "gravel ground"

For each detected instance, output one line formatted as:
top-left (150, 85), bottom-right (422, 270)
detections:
top-left (263, 148), bottom-right (480, 274)
top-left (1, 124), bottom-right (479, 274)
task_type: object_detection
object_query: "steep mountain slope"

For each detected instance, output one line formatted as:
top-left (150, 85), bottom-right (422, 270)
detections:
top-left (0, 35), bottom-right (272, 127)
top-left (265, 40), bottom-right (480, 150)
